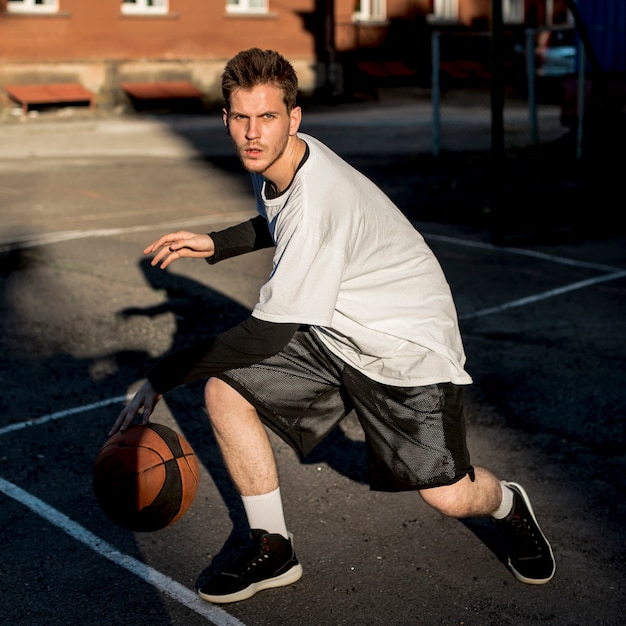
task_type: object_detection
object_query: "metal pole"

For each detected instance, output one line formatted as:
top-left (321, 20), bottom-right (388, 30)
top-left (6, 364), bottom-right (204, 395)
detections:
top-left (324, 0), bottom-right (339, 98)
top-left (490, 0), bottom-right (505, 160)
top-left (525, 28), bottom-right (538, 144)
top-left (576, 43), bottom-right (586, 160)
top-left (431, 31), bottom-right (441, 157)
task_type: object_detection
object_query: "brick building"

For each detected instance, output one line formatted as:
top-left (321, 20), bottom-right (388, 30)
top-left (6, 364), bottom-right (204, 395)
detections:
top-left (0, 0), bottom-right (572, 111)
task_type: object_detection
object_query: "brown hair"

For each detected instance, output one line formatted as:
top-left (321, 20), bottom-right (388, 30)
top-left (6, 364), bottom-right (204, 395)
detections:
top-left (221, 48), bottom-right (298, 112)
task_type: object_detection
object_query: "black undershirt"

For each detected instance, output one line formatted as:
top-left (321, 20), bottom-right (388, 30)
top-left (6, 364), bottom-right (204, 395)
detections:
top-left (147, 146), bottom-right (311, 394)
top-left (147, 316), bottom-right (299, 394)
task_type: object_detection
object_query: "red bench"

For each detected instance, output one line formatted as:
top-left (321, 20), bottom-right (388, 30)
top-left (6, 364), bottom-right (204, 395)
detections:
top-left (4, 83), bottom-right (96, 115)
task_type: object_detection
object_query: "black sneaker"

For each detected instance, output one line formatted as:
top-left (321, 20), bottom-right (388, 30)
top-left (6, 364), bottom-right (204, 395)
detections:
top-left (198, 529), bottom-right (303, 603)
top-left (494, 481), bottom-right (556, 584)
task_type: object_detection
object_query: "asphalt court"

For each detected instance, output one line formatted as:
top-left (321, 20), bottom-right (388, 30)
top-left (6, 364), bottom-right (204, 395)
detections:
top-left (1, 98), bottom-right (625, 625)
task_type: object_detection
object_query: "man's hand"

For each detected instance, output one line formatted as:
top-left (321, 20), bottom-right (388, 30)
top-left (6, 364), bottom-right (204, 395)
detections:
top-left (110, 380), bottom-right (162, 435)
top-left (145, 231), bottom-right (215, 269)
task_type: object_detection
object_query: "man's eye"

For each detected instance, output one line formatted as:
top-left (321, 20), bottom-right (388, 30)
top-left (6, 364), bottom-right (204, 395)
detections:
top-left (264, 114), bottom-right (275, 119)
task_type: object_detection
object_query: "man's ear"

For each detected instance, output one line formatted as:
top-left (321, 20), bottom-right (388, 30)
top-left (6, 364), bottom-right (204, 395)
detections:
top-left (289, 106), bottom-right (302, 136)
top-left (222, 108), bottom-right (228, 127)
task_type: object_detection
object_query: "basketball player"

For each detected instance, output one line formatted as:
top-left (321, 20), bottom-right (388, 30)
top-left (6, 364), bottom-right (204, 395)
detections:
top-left (111, 48), bottom-right (555, 603)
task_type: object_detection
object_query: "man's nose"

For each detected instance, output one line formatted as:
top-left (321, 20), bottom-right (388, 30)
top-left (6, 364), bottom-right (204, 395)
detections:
top-left (245, 118), bottom-right (260, 139)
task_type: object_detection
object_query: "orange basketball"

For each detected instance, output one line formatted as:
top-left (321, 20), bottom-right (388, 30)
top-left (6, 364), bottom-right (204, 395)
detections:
top-left (93, 423), bottom-right (199, 532)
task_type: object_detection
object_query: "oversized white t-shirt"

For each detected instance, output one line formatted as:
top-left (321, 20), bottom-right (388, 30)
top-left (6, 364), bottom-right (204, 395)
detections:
top-left (250, 133), bottom-right (472, 388)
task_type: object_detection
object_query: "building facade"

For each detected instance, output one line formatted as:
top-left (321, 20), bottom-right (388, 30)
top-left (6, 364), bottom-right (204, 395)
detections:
top-left (0, 0), bottom-right (574, 109)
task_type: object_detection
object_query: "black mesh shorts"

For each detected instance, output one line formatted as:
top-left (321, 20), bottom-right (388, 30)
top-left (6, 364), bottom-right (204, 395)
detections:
top-left (217, 327), bottom-right (472, 492)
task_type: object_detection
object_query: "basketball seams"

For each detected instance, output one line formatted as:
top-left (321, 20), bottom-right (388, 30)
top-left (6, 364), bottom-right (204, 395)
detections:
top-left (93, 423), bottom-right (199, 532)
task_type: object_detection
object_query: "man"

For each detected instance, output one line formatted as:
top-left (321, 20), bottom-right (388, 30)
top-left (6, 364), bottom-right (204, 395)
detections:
top-left (111, 48), bottom-right (555, 604)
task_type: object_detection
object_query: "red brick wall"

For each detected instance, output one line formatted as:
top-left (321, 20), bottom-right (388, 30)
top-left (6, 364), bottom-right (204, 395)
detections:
top-left (0, 0), bottom-right (317, 61)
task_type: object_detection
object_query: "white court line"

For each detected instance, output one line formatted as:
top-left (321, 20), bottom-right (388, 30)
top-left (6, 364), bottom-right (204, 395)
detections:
top-left (0, 477), bottom-right (246, 626)
top-left (0, 211), bottom-right (255, 252)
top-left (459, 270), bottom-right (626, 320)
top-left (3, 221), bottom-right (622, 274)
top-left (424, 232), bottom-right (624, 273)
top-left (419, 233), bottom-right (626, 320)
top-left (0, 394), bottom-right (132, 437)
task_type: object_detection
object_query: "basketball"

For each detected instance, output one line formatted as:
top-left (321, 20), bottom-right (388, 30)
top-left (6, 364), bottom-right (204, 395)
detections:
top-left (93, 423), bottom-right (200, 532)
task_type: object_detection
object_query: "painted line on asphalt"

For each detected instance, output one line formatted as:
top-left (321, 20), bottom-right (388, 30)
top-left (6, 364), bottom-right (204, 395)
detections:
top-left (0, 211), bottom-right (255, 252)
top-left (423, 232), bottom-right (624, 273)
top-left (420, 233), bottom-right (626, 321)
top-left (459, 270), bottom-right (626, 320)
top-left (0, 477), bottom-right (247, 626)
top-left (4, 221), bottom-right (621, 274)
top-left (0, 394), bottom-right (132, 437)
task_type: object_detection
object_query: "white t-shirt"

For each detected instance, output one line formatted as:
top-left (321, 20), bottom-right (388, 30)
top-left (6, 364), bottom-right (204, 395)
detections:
top-left (250, 133), bottom-right (472, 387)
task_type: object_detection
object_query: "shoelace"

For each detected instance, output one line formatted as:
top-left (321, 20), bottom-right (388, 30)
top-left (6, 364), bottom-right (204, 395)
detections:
top-left (241, 537), bottom-right (272, 572)
top-left (506, 513), bottom-right (544, 558)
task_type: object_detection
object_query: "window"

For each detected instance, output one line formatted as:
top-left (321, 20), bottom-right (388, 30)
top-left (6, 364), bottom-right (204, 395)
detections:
top-left (121, 0), bottom-right (168, 15)
top-left (431, 0), bottom-right (526, 24)
top-left (431, 0), bottom-right (458, 22)
top-left (226, 0), bottom-right (268, 14)
top-left (503, 0), bottom-right (523, 24)
top-left (354, 0), bottom-right (386, 22)
top-left (545, 0), bottom-right (574, 26)
top-left (7, 0), bottom-right (58, 13)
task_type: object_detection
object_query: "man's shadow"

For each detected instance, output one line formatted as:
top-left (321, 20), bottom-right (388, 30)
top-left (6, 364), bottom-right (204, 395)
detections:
top-left (121, 258), bottom-right (370, 579)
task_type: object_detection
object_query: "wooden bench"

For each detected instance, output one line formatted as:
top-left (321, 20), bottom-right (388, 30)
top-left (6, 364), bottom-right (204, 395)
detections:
top-left (4, 83), bottom-right (96, 115)
top-left (120, 81), bottom-right (205, 109)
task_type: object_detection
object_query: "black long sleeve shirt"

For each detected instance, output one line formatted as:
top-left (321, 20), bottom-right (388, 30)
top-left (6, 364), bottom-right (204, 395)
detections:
top-left (147, 216), bottom-right (299, 394)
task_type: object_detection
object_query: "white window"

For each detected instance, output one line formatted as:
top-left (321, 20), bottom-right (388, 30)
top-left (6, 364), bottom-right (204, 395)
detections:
top-left (545, 0), bottom-right (574, 26)
top-left (503, 0), bottom-right (523, 24)
top-left (354, 0), bottom-right (386, 22)
top-left (432, 0), bottom-right (524, 24)
top-left (431, 0), bottom-right (458, 22)
top-left (121, 0), bottom-right (168, 15)
top-left (226, 0), bottom-right (268, 14)
top-left (7, 0), bottom-right (58, 13)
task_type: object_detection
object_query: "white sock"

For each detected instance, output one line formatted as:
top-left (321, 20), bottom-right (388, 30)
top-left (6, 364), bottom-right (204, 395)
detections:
top-left (241, 487), bottom-right (289, 539)
top-left (491, 481), bottom-right (515, 520)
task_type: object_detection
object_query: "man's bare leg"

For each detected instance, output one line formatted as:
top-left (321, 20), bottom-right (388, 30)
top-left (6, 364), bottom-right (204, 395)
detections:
top-left (199, 377), bottom-right (303, 604)
top-left (418, 467), bottom-right (502, 518)
top-left (419, 467), bottom-right (555, 585)
top-left (204, 376), bottom-right (278, 497)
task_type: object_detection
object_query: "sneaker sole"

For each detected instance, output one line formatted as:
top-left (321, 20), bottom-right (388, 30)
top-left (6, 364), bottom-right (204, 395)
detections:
top-left (504, 481), bottom-right (556, 585)
top-left (198, 562), bottom-right (303, 604)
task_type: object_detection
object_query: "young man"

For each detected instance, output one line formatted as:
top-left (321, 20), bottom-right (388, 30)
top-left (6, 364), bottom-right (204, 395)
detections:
top-left (111, 48), bottom-right (555, 603)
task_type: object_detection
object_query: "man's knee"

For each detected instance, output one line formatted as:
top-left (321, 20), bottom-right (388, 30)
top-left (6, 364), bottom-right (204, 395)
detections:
top-left (204, 377), bottom-right (229, 411)
top-left (419, 475), bottom-right (473, 518)
top-left (204, 377), bottom-right (255, 423)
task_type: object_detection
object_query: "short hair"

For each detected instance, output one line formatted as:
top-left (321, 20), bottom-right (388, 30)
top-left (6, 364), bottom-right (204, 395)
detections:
top-left (221, 48), bottom-right (298, 112)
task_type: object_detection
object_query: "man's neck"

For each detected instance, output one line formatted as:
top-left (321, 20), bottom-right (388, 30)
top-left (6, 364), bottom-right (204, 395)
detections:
top-left (265, 136), bottom-right (306, 194)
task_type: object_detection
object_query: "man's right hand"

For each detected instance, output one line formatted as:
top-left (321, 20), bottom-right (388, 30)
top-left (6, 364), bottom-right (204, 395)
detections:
top-left (109, 380), bottom-right (162, 435)
top-left (145, 231), bottom-right (215, 269)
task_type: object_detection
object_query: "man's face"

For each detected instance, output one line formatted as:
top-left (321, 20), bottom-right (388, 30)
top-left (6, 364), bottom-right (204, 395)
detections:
top-left (223, 84), bottom-right (301, 180)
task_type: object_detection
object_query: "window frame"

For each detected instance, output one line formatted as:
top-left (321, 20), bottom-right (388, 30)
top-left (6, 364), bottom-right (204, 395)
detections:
top-left (6, 0), bottom-right (59, 14)
top-left (430, 0), bottom-right (526, 25)
top-left (121, 0), bottom-right (169, 16)
top-left (502, 0), bottom-right (524, 24)
top-left (226, 0), bottom-right (269, 15)
top-left (430, 0), bottom-right (458, 23)
top-left (353, 0), bottom-right (387, 23)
